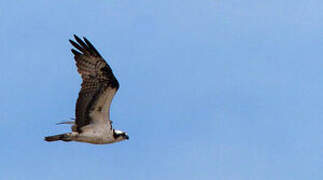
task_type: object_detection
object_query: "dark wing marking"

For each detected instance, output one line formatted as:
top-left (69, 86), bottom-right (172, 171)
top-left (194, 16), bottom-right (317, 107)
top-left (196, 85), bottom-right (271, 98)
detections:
top-left (69, 35), bottom-right (119, 132)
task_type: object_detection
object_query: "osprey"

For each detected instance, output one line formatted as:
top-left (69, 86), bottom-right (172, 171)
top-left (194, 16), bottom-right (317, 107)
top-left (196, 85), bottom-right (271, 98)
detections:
top-left (45, 35), bottom-right (129, 144)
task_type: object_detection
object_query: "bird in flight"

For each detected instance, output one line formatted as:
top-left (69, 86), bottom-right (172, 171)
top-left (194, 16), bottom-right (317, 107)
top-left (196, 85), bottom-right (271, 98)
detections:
top-left (45, 35), bottom-right (129, 144)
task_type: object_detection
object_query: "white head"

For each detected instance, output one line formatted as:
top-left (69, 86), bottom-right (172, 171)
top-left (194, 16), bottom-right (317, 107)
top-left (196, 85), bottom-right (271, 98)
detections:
top-left (113, 129), bottom-right (129, 142)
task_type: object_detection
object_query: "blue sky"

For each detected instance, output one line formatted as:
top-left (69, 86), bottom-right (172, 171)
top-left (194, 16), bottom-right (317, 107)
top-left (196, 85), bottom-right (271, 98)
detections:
top-left (1, 0), bottom-right (323, 179)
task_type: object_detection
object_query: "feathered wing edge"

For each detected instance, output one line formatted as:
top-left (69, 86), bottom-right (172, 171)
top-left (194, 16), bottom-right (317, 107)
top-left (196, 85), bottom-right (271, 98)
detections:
top-left (69, 35), bottom-right (102, 58)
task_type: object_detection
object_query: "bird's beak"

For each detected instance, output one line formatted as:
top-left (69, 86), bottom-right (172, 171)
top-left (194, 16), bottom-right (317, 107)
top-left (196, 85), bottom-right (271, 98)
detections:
top-left (125, 135), bottom-right (129, 140)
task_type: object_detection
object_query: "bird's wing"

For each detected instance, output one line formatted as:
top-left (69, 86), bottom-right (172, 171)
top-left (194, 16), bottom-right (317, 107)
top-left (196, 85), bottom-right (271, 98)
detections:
top-left (69, 35), bottom-right (119, 133)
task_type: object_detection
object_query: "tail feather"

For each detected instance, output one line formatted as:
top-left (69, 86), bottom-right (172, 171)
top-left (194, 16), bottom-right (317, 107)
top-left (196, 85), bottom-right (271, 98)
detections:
top-left (44, 133), bottom-right (72, 142)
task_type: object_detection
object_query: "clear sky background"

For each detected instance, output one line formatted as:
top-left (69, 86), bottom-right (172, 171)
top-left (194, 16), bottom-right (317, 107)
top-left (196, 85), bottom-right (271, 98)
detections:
top-left (1, 0), bottom-right (323, 179)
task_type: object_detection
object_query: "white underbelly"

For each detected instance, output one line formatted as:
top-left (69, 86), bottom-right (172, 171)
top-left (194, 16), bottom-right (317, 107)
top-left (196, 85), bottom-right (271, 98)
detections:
top-left (74, 135), bottom-right (115, 144)
top-left (73, 125), bottom-right (115, 144)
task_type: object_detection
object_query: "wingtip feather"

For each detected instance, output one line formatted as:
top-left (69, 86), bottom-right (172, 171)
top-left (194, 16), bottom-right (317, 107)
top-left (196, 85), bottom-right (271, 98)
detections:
top-left (71, 49), bottom-right (81, 56)
top-left (83, 37), bottom-right (102, 57)
top-left (73, 34), bottom-right (80, 40)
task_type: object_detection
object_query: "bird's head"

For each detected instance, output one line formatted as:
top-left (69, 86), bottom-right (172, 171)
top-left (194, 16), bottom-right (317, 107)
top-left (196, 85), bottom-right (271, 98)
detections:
top-left (113, 129), bottom-right (129, 142)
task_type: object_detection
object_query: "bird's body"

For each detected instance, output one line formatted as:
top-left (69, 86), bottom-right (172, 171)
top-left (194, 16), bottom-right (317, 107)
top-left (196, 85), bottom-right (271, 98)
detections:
top-left (45, 35), bottom-right (129, 144)
top-left (46, 129), bottom-right (124, 145)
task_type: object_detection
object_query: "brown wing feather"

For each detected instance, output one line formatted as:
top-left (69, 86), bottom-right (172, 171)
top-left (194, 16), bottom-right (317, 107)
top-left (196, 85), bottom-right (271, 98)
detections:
top-left (69, 35), bottom-right (119, 132)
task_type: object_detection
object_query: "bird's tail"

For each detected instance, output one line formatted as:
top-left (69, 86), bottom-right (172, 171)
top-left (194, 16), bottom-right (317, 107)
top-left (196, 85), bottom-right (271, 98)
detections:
top-left (44, 133), bottom-right (72, 142)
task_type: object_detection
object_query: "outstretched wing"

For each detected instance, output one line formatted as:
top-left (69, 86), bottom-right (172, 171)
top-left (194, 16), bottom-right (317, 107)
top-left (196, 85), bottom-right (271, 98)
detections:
top-left (69, 35), bottom-right (119, 133)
